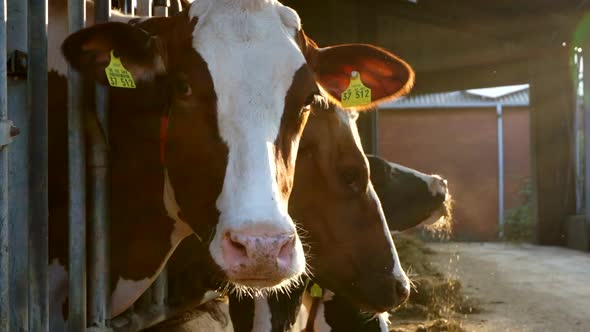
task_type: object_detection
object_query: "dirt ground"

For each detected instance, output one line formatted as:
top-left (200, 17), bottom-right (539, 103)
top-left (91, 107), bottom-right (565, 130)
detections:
top-left (418, 242), bottom-right (590, 332)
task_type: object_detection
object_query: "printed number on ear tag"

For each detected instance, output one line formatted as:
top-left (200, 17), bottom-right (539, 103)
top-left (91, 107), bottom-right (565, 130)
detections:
top-left (310, 283), bottom-right (323, 298)
top-left (105, 50), bottom-right (136, 89)
top-left (341, 71), bottom-right (371, 108)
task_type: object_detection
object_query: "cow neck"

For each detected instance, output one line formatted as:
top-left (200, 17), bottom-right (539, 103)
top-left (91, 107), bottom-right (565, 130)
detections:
top-left (160, 112), bottom-right (169, 165)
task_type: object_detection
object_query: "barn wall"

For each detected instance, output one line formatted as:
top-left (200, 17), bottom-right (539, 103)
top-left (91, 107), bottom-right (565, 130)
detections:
top-left (378, 107), bottom-right (531, 241)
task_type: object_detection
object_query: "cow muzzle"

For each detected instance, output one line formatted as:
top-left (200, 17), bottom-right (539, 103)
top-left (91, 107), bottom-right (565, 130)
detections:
top-left (216, 223), bottom-right (305, 288)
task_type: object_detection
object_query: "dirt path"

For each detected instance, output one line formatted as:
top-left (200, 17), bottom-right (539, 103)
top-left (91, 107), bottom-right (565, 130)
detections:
top-left (426, 242), bottom-right (590, 332)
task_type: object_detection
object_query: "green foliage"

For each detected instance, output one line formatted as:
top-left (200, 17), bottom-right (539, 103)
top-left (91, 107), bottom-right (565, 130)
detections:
top-left (503, 179), bottom-right (534, 242)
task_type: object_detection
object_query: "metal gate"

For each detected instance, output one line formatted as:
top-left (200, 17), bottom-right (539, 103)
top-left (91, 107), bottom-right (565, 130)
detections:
top-left (0, 1), bottom-right (182, 331)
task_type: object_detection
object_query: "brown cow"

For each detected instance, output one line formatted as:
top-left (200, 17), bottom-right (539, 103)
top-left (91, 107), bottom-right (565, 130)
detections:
top-left (50, 0), bottom-right (414, 329)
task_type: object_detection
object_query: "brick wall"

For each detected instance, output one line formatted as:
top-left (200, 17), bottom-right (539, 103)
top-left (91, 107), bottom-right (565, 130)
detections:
top-left (378, 107), bottom-right (530, 241)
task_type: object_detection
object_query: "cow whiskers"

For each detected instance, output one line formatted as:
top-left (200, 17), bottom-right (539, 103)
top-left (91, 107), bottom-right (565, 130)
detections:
top-left (402, 266), bottom-right (419, 293)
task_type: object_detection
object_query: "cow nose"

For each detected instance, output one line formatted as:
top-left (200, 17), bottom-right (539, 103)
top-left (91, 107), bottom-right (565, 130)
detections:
top-left (224, 231), bottom-right (295, 263)
top-left (430, 176), bottom-right (448, 197)
top-left (395, 280), bottom-right (410, 304)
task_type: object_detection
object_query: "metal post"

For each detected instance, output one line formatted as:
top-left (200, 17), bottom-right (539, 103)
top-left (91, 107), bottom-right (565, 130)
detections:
top-left (0, 0), bottom-right (11, 329)
top-left (67, 0), bottom-right (87, 330)
top-left (153, 0), bottom-right (169, 17)
top-left (7, 0), bottom-right (29, 330)
top-left (120, 0), bottom-right (132, 14)
top-left (89, 0), bottom-right (112, 328)
top-left (497, 103), bottom-right (505, 239)
top-left (136, 0), bottom-right (152, 16)
top-left (28, 0), bottom-right (49, 330)
top-left (149, 0), bottom-right (169, 310)
top-left (169, 0), bottom-right (182, 15)
top-left (584, 49), bottom-right (590, 232)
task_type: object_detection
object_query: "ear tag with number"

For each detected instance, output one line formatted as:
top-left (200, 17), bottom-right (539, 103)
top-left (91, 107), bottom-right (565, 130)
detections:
top-left (105, 50), bottom-right (136, 89)
top-left (341, 71), bottom-right (371, 108)
top-left (310, 283), bottom-right (323, 298)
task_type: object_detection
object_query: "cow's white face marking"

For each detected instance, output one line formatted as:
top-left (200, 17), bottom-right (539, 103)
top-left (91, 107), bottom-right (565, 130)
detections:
top-left (253, 296), bottom-right (273, 332)
top-left (369, 186), bottom-right (409, 288)
top-left (337, 107), bottom-right (410, 286)
top-left (341, 107), bottom-right (409, 290)
top-left (390, 162), bottom-right (447, 197)
top-left (189, 0), bottom-right (305, 272)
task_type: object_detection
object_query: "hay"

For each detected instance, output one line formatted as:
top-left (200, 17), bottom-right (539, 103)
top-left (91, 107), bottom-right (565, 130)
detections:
top-left (390, 235), bottom-right (480, 330)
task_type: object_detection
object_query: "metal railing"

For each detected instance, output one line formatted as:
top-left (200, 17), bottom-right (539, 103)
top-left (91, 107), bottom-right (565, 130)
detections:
top-left (1, 0), bottom-right (181, 330)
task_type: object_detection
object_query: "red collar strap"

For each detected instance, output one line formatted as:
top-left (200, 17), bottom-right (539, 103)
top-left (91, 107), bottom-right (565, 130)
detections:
top-left (160, 115), bottom-right (169, 165)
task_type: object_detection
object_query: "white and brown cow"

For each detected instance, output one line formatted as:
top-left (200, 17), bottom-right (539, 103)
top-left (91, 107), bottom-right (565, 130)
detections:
top-left (226, 159), bottom-right (451, 332)
top-left (146, 112), bottom-right (451, 332)
top-left (49, 0), bottom-right (414, 328)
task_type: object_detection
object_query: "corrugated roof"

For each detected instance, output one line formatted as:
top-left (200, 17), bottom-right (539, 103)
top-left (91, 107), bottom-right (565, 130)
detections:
top-left (381, 85), bottom-right (529, 109)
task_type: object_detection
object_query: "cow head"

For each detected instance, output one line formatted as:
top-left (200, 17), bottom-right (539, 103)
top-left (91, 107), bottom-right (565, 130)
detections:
top-left (367, 155), bottom-right (451, 232)
top-left (289, 106), bottom-right (410, 312)
top-left (61, 0), bottom-right (413, 291)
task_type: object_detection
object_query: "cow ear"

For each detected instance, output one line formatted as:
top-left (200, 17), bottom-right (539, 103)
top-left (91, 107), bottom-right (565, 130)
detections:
top-left (311, 44), bottom-right (415, 110)
top-left (61, 22), bottom-right (167, 86)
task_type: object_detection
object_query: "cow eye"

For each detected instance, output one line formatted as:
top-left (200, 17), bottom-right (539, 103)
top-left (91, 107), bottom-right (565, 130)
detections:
top-left (174, 80), bottom-right (192, 97)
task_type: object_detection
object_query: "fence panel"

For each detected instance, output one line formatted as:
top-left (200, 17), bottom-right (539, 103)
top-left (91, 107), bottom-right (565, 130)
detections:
top-left (0, 0), bottom-right (12, 327)
top-left (67, 0), bottom-right (88, 330)
top-left (7, 0), bottom-right (29, 330)
top-left (27, 0), bottom-right (49, 330)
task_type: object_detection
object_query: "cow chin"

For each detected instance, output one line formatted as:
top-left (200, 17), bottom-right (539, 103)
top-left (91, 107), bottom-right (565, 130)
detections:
top-left (328, 273), bottom-right (408, 313)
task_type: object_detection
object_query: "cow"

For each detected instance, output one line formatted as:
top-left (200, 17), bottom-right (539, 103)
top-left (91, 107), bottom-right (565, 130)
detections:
top-left (226, 159), bottom-right (451, 332)
top-left (144, 106), bottom-right (450, 332)
top-left (159, 105), bottom-right (413, 319)
top-left (49, 0), bottom-right (414, 328)
top-left (368, 155), bottom-right (451, 232)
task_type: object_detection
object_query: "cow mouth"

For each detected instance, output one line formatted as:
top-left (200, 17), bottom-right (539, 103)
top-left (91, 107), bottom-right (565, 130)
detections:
top-left (226, 275), bottom-right (303, 297)
top-left (423, 193), bottom-right (454, 235)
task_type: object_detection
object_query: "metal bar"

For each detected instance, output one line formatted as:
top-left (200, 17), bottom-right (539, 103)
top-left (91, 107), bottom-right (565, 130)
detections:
top-left (0, 0), bottom-right (11, 329)
top-left (169, 0), bottom-right (182, 16)
top-left (120, 0), bottom-right (132, 14)
top-left (28, 0), bottom-right (49, 330)
top-left (67, 0), bottom-right (87, 330)
top-left (497, 103), bottom-right (505, 239)
top-left (136, 0), bottom-right (152, 16)
top-left (7, 0), bottom-right (29, 330)
top-left (584, 50), bottom-right (590, 227)
top-left (89, 1), bottom-right (112, 328)
top-left (149, 0), bottom-right (170, 310)
top-left (153, 0), bottom-right (169, 17)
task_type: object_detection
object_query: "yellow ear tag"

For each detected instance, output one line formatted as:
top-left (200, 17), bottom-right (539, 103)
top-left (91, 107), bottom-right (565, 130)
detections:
top-left (310, 283), bottom-right (323, 298)
top-left (105, 50), bottom-right (136, 89)
top-left (341, 71), bottom-right (371, 108)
